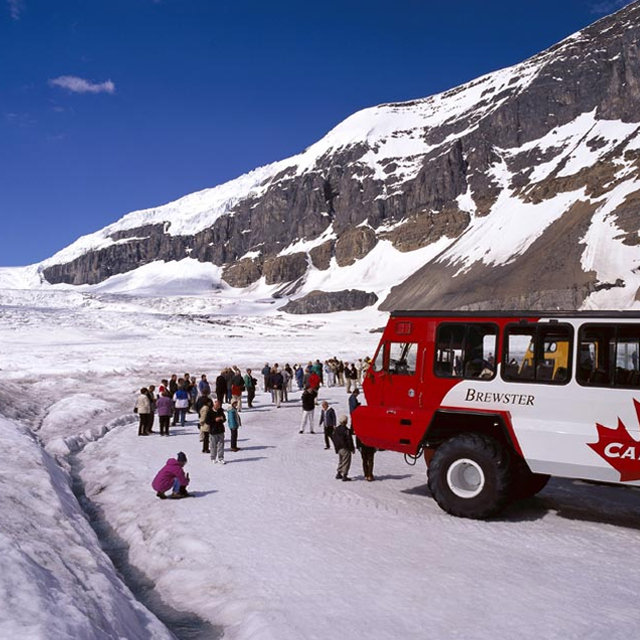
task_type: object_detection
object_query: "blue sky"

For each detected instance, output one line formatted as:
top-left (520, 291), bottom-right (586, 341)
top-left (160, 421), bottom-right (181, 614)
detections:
top-left (0, 0), bottom-right (632, 266)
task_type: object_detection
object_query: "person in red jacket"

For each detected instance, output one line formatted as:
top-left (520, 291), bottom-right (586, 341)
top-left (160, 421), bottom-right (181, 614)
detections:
top-left (308, 370), bottom-right (320, 391)
top-left (151, 452), bottom-right (191, 499)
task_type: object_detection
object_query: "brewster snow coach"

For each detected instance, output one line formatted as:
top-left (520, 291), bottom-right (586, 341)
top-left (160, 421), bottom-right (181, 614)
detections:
top-left (352, 310), bottom-right (640, 518)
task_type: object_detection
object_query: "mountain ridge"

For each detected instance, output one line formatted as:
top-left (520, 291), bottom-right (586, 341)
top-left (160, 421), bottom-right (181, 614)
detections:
top-left (38, 1), bottom-right (640, 313)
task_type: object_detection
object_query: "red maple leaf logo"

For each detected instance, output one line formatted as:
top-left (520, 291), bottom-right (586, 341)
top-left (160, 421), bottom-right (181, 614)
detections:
top-left (588, 399), bottom-right (640, 482)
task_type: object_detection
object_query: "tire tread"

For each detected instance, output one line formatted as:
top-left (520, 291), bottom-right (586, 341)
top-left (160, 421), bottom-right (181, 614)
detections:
top-left (428, 433), bottom-right (512, 519)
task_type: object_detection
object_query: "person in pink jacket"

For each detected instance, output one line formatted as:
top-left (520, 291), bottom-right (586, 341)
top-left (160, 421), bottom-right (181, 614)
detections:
top-left (155, 391), bottom-right (175, 436)
top-left (151, 452), bottom-right (191, 499)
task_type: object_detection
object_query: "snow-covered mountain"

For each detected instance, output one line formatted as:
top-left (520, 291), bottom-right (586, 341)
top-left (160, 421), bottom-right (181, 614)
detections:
top-left (32, 1), bottom-right (640, 311)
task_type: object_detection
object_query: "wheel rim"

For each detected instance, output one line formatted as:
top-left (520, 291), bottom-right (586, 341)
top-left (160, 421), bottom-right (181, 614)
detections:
top-left (446, 458), bottom-right (485, 499)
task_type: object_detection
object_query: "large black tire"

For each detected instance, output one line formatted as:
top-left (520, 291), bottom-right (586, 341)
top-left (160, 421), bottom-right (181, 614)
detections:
top-left (427, 433), bottom-right (512, 519)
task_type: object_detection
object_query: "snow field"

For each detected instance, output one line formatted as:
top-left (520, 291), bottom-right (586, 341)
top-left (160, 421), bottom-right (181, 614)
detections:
top-left (2, 286), bottom-right (640, 639)
top-left (0, 416), bottom-right (173, 640)
top-left (81, 384), bottom-right (640, 640)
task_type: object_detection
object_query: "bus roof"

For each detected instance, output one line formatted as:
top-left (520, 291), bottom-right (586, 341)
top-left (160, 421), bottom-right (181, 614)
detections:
top-left (390, 310), bottom-right (640, 320)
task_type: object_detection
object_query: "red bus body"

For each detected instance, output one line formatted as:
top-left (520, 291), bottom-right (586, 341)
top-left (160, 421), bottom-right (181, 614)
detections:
top-left (352, 310), bottom-right (640, 517)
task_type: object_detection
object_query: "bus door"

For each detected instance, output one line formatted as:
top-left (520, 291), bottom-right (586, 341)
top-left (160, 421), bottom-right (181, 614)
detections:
top-left (364, 340), bottom-right (422, 447)
top-left (367, 341), bottom-right (421, 405)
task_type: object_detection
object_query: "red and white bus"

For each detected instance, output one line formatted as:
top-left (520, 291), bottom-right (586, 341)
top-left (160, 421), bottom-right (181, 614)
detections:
top-left (352, 310), bottom-right (640, 518)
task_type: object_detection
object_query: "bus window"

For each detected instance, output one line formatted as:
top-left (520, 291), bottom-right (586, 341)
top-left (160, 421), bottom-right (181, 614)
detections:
top-left (435, 324), bottom-right (465, 377)
top-left (578, 324), bottom-right (640, 388)
top-left (371, 344), bottom-right (386, 373)
top-left (577, 325), bottom-right (614, 386)
top-left (504, 331), bottom-right (535, 380)
top-left (388, 342), bottom-right (418, 376)
top-left (503, 324), bottom-right (572, 384)
top-left (435, 323), bottom-right (497, 380)
top-left (616, 326), bottom-right (640, 387)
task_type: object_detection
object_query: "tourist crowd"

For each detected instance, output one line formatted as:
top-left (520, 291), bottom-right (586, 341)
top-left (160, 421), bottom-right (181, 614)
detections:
top-left (141, 358), bottom-right (374, 498)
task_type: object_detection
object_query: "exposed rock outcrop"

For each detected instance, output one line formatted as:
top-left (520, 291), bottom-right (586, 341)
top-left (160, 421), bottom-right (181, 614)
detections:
top-left (334, 227), bottom-right (378, 267)
top-left (282, 290), bottom-right (379, 314)
top-left (308, 241), bottom-right (334, 271)
top-left (382, 200), bottom-right (600, 311)
top-left (263, 253), bottom-right (309, 285)
top-left (222, 258), bottom-right (263, 288)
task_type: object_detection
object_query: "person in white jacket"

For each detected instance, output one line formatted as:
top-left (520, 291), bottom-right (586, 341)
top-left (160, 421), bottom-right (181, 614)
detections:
top-left (135, 388), bottom-right (152, 436)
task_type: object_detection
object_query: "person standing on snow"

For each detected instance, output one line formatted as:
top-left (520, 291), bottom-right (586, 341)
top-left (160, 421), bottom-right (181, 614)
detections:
top-left (168, 374), bottom-right (178, 396)
top-left (299, 386), bottom-right (316, 434)
top-left (146, 385), bottom-right (157, 433)
top-left (271, 367), bottom-right (284, 408)
top-left (173, 384), bottom-right (190, 427)
top-left (152, 452), bottom-right (191, 499)
top-left (199, 396), bottom-right (213, 453)
top-left (243, 368), bottom-right (256, 408)
top-left (324, 361), bottom-right (334, 387)
top-left (230, 368), bottom-right (245, 411)
top-left (284, 364), bottom-right (294, 393)
top-left (188, 375), bottom-right (198, 412)
top-left (281, 367), bottom-right (291, 403)
top-left (295, 364), bottom-right (304, 390)
top-left (357, 436), bottom-right (377, 482)
top-left (215, 371), bottom-right (227, 406)
top-left (307, 367), bottom-right (321, 392)
top-left (227, 400), bottom-right (242, 451)
top-left (209, 399), bottom-right (227, 464)
top-left (135, 388), bottom-right (152, 436)
top-left (261, 363), bottom-right (271, 392)
top-left (224, 367), bottom-right (234, 404)
top-left (345, 363), bottom-right (357, 393)
top-left (349, 388), bottom-right (361, 422)
top-left (312, 359), bottom-right (323, 385)
top-left (319, 400), bottom-right (336, 450)
top-left (333, 416), bottom-right (355, 481)
top-left (156, 391), bottom-right (174, 436)
top-left (158, 378), bottom-right (169, 396)
top-left (198, 374), bottom-right (211, 397)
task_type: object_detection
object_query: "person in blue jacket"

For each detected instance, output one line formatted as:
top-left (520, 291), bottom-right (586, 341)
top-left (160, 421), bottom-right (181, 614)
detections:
top-left (227, 400), bottom-right (242, 451)
top-left (295, 365), bottom-right (304, 390)
top-left (348, 388), bottom-right (361, 420)
top-left (173, 385), bottom-right (190, 427)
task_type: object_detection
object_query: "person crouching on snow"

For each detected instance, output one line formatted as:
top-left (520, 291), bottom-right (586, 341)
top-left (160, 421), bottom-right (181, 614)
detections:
top-left (152, 451), bottom-right (191, 499)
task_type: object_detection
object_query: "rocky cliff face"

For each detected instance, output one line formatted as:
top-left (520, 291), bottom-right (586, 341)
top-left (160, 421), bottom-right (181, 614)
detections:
top-left (281, 290), bottom-right (379, 314)
top-left (41, 2), bottom-right (640, 312)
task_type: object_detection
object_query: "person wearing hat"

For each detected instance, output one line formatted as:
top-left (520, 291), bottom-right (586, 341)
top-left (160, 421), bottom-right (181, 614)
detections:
top-left (332, 415), bottom-right (355, 481)
top-left (151, 452), bottom-right (191, 499)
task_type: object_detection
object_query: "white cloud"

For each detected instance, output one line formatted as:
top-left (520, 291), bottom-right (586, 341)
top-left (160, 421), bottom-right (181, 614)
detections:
top-left (7, 0), bottom-right (24, 20)
top-left (48, 76), bottom-right (116, 95)
top-left (4, 111), bottom-right (36, 126)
